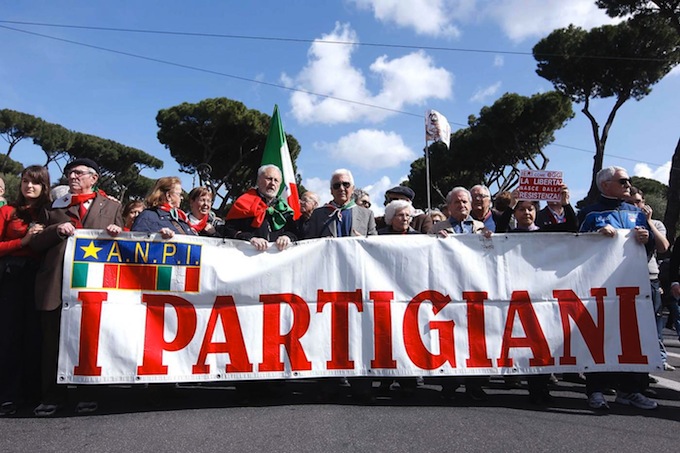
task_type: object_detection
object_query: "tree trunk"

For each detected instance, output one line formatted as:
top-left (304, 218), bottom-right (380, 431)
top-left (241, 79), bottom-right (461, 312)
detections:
top-left (663, 138), bottom-right (680, 243)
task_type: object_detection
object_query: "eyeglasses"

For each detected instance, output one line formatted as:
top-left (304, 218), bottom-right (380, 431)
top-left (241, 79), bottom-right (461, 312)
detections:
top-left (66, 169), bottom-right (93, 178)
top-left (359, 200), bottom-right (371, 208)
top-left (332, 181), bottom-right (352, 190)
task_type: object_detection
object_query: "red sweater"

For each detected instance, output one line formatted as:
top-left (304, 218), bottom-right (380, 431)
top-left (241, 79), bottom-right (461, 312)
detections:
top-left (0, 205), bottom-right (41, 259)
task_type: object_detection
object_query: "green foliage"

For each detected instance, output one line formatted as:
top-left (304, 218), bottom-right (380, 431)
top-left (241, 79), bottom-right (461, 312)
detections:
top-left (0, 173), bottom-right (21, 205)
top-left (0, 109), bottom-right (163, 200)
top-left (533, 16), bottom-right (680, 203)
top-left (406, 92), bottom-right (574, 209)
top-left (156, 98), bottom-right (302, 211)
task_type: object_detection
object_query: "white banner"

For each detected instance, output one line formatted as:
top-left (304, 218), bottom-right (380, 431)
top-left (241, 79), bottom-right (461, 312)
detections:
top-left (58, 231), bottom-right (662, 384)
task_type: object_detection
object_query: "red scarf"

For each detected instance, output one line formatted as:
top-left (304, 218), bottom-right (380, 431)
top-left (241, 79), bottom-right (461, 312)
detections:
top-left (68, 192), bottom-right (97, 228)
top-left (158, 203), bottom-right (188, 223)
top-left (190, 214), bottom-right (209, 233)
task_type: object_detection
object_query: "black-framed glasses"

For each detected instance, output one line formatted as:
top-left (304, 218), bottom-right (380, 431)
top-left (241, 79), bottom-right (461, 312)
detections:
top-left (66, 169), bottom-right (93, 178)
top-left (332, 181), bottom-right (351, 190)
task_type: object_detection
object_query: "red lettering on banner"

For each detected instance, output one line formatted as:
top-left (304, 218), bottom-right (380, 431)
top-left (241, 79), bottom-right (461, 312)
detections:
top-left (73, 291), bottom-right (107, 376)
top-left (192, 296), bottom-right (253, 374)
top-left (370, 291), bottom-right (397, 369)
top-left (317, 290), bottom-right (363, 370)
top-left (464, 291), bottom-right (493, 368)
top-left (137, 295), bottom-right (197, 375)
top-left (555, 288), bottom-right (605, 365)
top-left (497, 291), bottom-right (554, 367)
top-left (259, 293), bottom-right (312, 372)
top-left (403, 290), bottom-right (455, 369)
top-left (617, 287), bottom-right (647, 364)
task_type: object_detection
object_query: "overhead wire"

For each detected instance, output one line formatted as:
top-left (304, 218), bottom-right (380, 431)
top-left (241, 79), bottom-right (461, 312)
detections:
top-left (0, 21), bottom-right (673, 170)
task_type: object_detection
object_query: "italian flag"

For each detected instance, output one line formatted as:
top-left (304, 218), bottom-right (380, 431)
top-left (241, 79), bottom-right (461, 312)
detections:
top-left (261, 105), bottom-right (301, 220)
top-left (72, 263), bottom-right (200, 292)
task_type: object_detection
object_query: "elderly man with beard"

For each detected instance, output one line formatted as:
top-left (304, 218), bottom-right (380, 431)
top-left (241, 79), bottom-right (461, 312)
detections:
top-left (31, 158), bottom-right (123, 417)
top-left (225, 164), bottom-right (298, 251)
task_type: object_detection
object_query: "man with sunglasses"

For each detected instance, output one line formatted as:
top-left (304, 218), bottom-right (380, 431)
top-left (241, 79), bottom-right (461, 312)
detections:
top-left (578, 166), bottom-right (657, 411)
top-left (305, 169), bottom-right (377, 239)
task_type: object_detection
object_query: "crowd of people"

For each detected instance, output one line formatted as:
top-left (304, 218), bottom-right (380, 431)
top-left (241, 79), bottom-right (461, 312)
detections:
top-left (0, 159), bottom-right (677, 416)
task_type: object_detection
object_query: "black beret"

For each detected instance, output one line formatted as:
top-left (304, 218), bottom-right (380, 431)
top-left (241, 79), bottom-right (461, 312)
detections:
top-left (386, 185), bottom-right (415, 200)
top-left (65, 158), bottom-right (100, 175)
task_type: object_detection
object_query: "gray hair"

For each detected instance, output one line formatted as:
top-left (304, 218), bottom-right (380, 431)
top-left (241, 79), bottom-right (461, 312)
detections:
top-left (384, 199), bottom-right (414, 224)
top-left (446, 186), bottom-right (471, 203)
top-left (301, 191), bottom-right (320, 205)
top-left (330, 168), bottom-right (354, 186)
top-left (470, 184), bottom-right (490, 196)
top-left (596, 166), bottom-right (626, 192)
top-left (257, 164), bottom-right (282, 178)
top-left (352, 188), bottom-right (369, 202)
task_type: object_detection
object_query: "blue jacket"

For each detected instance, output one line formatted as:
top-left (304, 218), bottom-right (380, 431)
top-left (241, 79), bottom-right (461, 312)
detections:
top-left (578, 195), bottom-right (655, 254)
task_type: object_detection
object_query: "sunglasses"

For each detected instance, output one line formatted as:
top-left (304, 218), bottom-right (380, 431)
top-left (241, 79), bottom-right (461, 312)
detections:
top-left (332, 181), bottom-right (352, 190)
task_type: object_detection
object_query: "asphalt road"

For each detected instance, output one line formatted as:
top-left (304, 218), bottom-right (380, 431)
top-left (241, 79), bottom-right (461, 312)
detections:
top-left (3, 330), bottom-right (680, 453)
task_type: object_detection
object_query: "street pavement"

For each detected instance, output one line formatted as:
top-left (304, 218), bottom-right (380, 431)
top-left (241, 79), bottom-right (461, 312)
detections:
top-left (2, 329), bottom-right (680, 453)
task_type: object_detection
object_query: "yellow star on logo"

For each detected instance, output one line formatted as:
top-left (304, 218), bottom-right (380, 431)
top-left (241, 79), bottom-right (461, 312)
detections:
top-left (81, 241), bottom-right (102, 259)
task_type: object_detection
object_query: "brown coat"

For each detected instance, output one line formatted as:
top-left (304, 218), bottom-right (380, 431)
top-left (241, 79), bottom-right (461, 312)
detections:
top-left (31, 193), bottom-right (123, 311)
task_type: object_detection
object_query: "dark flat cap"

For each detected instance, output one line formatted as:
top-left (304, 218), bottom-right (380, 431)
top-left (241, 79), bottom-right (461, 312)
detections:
top-left (386, 185), bottom-right (415, 200)
top-left (65, 158), bottom-right (100, 175)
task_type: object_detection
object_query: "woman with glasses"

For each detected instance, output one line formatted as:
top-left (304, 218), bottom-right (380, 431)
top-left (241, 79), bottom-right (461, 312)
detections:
top-left (131, 177), bottom-right (195, 237)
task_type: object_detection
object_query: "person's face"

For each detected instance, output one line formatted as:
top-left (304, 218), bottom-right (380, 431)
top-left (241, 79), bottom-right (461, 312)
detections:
top-left (299, 195), bottom-right (318, 217)
top-left (391, 207), bottom-right (412, 232)
top-left (448, 191), bottom-right (471, 222)
top-left (602, 170), bottom-right (631, 199)
top-left (470, 188), bottom-right (490, 214)
top-left (330, 174), bottom-right (354, 205)
top-left (21, 176), bottom-right (43, 200)
top-left (357, 195), bottom-right (371, 209)
top-left (125, 204), bottom-right (144, 227)
top-left (515, 201), bottom-right (537, 228)
top-left (165, 183), bottom-right (183, 208)
top-left (627, 193), bottom-right (644, 208)
top-left (190, 193), bottom-right (213, 218)
top-left (257, 168), bottom-right (282, 201)
top-left (67, 166), bottom-right (98, 194)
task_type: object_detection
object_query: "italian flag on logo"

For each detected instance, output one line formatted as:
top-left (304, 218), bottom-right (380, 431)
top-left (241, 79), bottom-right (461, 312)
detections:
top-left (261, 104), bottom-right (301, 220)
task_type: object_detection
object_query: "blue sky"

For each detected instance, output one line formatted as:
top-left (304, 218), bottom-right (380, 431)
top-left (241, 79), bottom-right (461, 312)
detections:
top-left (1, 0), bottom-right (678, 214)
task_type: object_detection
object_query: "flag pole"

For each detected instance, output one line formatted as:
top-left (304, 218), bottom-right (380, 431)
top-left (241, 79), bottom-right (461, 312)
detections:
top-left (425, 141), bottom-right (432, 213)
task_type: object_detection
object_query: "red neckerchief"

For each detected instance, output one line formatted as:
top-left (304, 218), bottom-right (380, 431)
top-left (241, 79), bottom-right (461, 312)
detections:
top-left (191, 214), bottom-right (209, 232)
top-left (67, 192), bottom-right (97, 228)
top-left (225, 189), bottom-right (268, 228)
top-left (158, 203), bottom-right (188, 222)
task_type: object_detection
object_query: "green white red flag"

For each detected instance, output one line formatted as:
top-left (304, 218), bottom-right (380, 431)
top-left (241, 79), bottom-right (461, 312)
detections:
top-left (261, 105), bottom-right (301, 219)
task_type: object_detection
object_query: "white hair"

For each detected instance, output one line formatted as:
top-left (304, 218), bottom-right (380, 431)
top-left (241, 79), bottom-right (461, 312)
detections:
top-left (257, 164), bottom-right (281, 178)
top-left (330, 168), bottom-right (354, 186)
top-left (596, 166), bottom-right (626, 192)
top-left (384, 199), bottom-right (414, 224)
top-left (446, 186), bottom-right (471, 203)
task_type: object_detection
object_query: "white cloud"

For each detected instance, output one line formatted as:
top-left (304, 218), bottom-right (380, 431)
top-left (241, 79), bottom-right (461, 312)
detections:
top-left (485, 0), bottom-right (620, 42)
top-left (319, 129), bottom-right (416, 170)
top-left (469, 81), bottom-right (501, 103)
top-left (350, 0), bottom-right (475, 38)
top-left (493, 55), bottom-right (504, 67)
top-left (634, 161), bottom-right (671, 185)
top-left (286, 23), bottom-right (453, 124)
